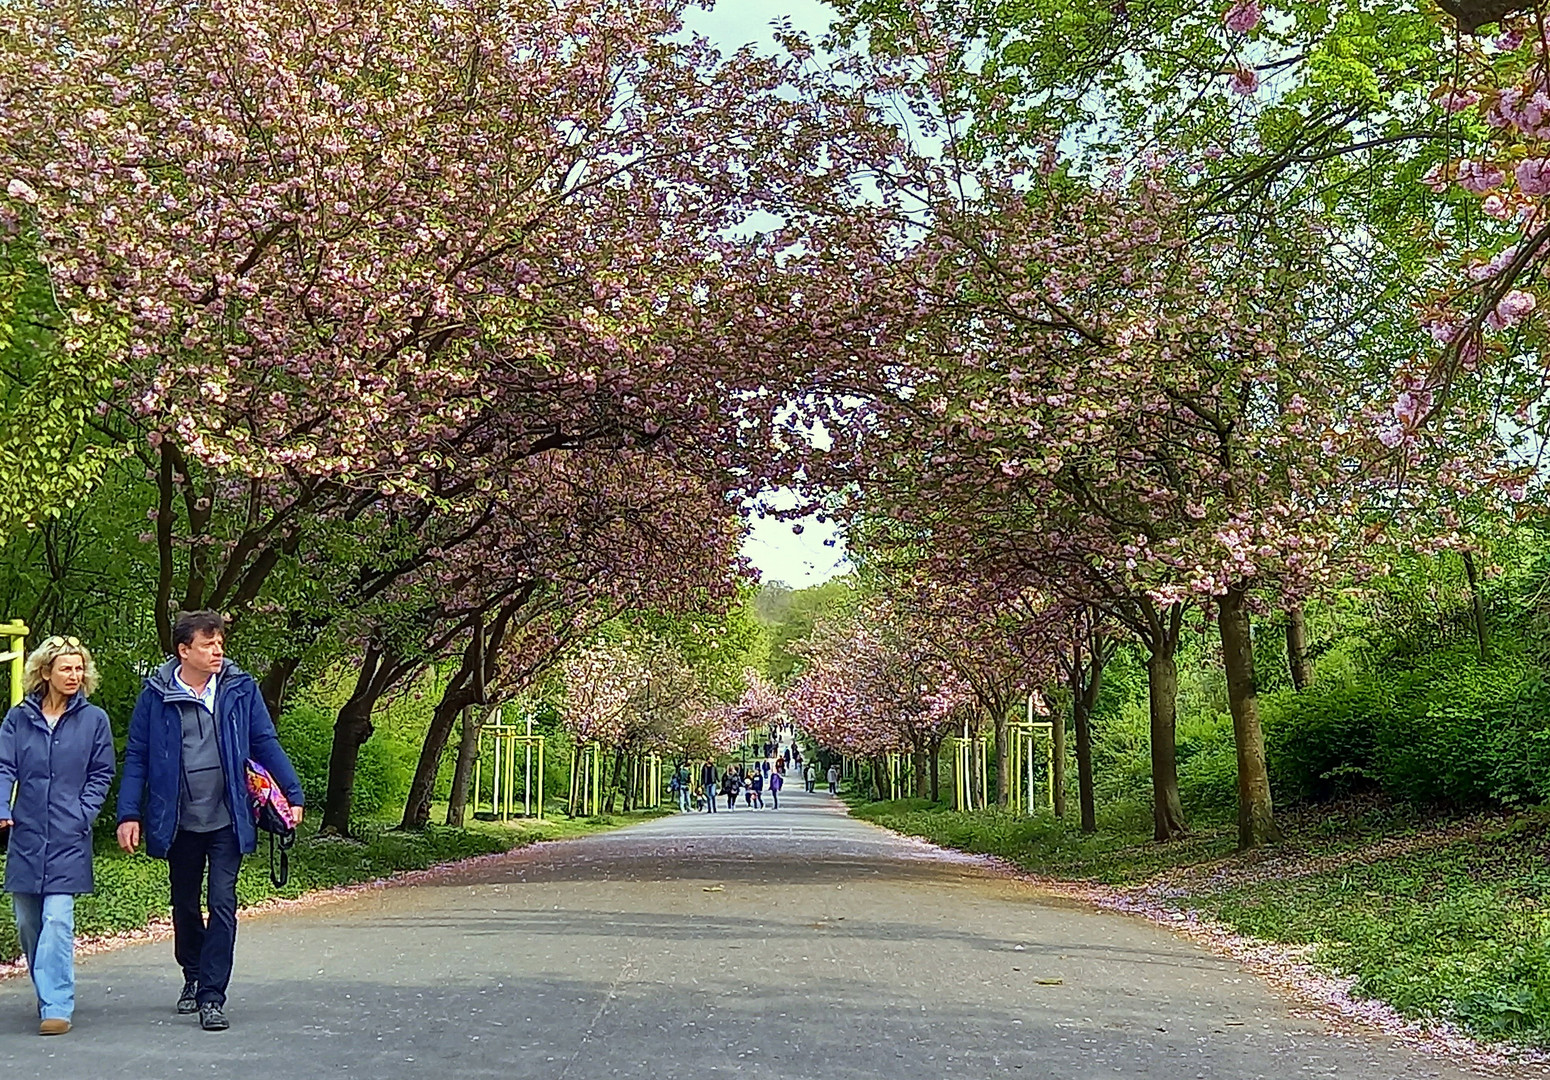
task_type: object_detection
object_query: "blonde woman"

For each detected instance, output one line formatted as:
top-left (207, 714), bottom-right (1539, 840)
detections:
top-left (0, 636), bottom-right (115, 1035)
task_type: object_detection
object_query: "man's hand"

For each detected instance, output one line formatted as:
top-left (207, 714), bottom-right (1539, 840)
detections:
top-left (290, 806), bottom-right (304, 828)
top-left (116, 821), bottom-right (140, 853)
top-left (0, 817), bottom-right (11, 830)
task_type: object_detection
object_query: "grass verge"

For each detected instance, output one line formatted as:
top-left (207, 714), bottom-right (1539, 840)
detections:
top-left (849, 794), bottom-right (1550, 1047)
top-left (0, 805), bottom-right (666, 964)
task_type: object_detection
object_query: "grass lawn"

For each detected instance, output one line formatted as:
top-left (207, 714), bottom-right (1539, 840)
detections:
top-left (0, 802), bottom-right (667, 965)
top-left (850, 794), bottom-right (1550, 1047)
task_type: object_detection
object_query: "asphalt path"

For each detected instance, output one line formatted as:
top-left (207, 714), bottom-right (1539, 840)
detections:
top-left (0, 780), bottom-right (1495, 1080)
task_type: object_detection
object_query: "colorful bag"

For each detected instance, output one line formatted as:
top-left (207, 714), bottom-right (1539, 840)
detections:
top-left (245, 759), bottom-right (297, 887)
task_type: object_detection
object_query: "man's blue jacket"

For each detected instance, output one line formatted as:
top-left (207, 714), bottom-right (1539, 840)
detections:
top-left (116, 659), bottom-right (304, 859)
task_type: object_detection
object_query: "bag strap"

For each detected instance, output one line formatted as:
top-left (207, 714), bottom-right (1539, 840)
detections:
top-left (268, 829), bottom-right (296, 889)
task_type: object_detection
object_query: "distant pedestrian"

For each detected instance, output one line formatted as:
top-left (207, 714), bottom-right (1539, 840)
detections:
top-left (0, 635), bottom-right (116, 1036)
top-left (827, 765), bottom-right (839, 794)
top-left (700, 760), bottom-right (719, 813)
top-left (751, 771), bottom-right (765, 809)
top-left (723, 772), bottom-right (738, 810)
top-left (116, 610), bottom-right (304, 1032)
top-left (768, 769), bottom-right (783, 810)
top-left (670, 767), bottom-right (690, 813)
top-left (804, 763), bottom-right (816, 793)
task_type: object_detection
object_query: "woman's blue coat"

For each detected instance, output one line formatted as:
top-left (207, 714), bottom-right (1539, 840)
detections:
top-left (0, 692), bottom-right (116, 895)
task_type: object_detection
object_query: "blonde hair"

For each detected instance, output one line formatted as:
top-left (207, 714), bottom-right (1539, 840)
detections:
top-left (22, 636), bottom-right (100, 697)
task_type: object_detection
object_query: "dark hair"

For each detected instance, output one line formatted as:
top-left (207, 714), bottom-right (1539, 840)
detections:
top-left (173, 610), bottom-right (226, 650)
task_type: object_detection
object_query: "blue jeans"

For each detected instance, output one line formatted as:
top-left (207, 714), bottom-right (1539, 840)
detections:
top-left (13, 893), bottom-right (76, 1020)
top-left (676, 789), bottom-right (691, 812)
top-left (169, 826), bottom-right (241, 1007)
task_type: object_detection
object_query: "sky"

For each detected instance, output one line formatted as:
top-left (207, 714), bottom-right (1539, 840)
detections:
top-left (684, 2), bottom-right (852, 589)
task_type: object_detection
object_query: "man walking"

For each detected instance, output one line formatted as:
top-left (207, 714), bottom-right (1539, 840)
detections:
top-left (700, 759), bottom-right (719, 813)
top-left (804, 762), bottom-right (816, 793)
top-left (116, 611), bottom-right (304, 1032)
top-left (827, 764), bottom-right (840, 795)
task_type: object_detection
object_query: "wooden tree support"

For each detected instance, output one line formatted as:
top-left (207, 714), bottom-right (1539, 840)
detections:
top-left (472, 707), bottom-right (546, 821)
top-left (0, 620), bottom-right (28, 707)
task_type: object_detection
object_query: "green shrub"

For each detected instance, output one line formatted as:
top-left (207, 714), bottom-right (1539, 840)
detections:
top-left (275, 704), bottom-right (413, 817)
top-left (1263, 676), bottom-right (1397, 801)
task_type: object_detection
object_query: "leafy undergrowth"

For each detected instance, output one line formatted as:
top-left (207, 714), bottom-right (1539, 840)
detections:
top-left (851, 794), bottom-right (1550, 1047)
top-left (0, 806), bottom-right (663, 964)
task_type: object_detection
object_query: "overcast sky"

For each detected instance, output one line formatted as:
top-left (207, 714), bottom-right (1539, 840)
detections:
top-left (683, 2), bottom-right (851, 590)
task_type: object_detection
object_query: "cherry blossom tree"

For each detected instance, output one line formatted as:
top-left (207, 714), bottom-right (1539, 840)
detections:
top-left (785, 598), bottom-right (974, 799)
top-left (0, 0), bottom-right (895, 667)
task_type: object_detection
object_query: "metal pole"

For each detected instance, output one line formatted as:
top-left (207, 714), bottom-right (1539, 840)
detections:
top-left (537, 737), bottom-right (545, 819)
top-left (524, 713), bottom-right (533, 817)
top-left (0, 621), bottom-right (28, 708)
top-left (492, 725), bottom-right (503, 821)
top-left (505, 731), bottom-right (515, 820)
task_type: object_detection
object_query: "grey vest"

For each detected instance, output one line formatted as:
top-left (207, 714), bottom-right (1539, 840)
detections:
top-left (177, 696), bottom-right (232, 833)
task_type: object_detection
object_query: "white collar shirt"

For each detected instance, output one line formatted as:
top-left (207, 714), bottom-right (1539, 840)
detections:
top-left (175, 668), bottom-right (218, 715)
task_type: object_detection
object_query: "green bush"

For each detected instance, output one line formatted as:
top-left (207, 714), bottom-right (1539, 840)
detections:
top-left (275, 704), bottom-right (414, 817)
top-left (1258, 651), bottom-right (1550, 810)
top-left (1262, 676), bottom-right (1398, 801)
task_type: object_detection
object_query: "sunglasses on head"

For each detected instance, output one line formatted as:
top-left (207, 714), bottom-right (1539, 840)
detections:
top-left (44, 635), bottom-right (81, 649)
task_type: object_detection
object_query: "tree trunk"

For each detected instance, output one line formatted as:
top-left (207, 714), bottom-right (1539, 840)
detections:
top-left (321, 651), bottom-right (388, 837)
top-left (1051, 708), bottom-right (1067, 819)
top-left (258, 657), bottom-right (300, 723)
top-left (1285, 605), bottom-right (1313, 690)
top-left (1073, 693), bottom-right (1096, 834)
top-left (912, 741), bottom-right (928, 799)
top-left (568, 751), bottom-right (580, 818)
top-left (446, 705), bottom-right (483, 827)
top-left (1146, 647), bottom-right (1188, 842)
top-left (605, 748), bottom-right (625, 814)
top-left (928, 736), bottom-right (942, 803)
top-left (1463, 549), bottom-right (1489, 662)
top-left (994, 704), bottom-right (1010, 807)
top-left (400, 689), bottom-right (468, 830)
top-left (1217, 585), bottom-right (1283, 849)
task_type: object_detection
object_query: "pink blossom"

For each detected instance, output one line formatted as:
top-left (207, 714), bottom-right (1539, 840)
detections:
top-left (1392, 389), bottom-right (1431, 425)
top-left (5, 178), bottom-right (37, 204)
top-left (1486, 289), bottom-right (1536, 330)
top-left (1229, 68), bottom-right (1259, 95)
top-left (1223, 0), bottom-right (1261, 33)
top-left (1516, 158), bottom-right (1550, 194)
top-left (1438, 87), bottom-right (1480, 114)
top-left (1455, 160), bottom-right (1504, 194)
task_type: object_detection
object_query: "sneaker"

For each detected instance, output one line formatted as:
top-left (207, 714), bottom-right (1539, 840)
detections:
top-left (198, 1003), bottom-right (229, 1031)
top-left (177, 980), bottom-right (199, 1014)
top-left (38, 1018), bottom-right (71, 1036)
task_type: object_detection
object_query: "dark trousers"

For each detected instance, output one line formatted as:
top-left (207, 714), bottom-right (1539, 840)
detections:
top-left (168, 826), bottom-right (241, 1007)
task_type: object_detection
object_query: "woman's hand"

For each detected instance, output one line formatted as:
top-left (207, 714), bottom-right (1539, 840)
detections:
top-left (290, 805), bottom-right (304, 827)
top-left (0, 817), bottom-right (10, 830)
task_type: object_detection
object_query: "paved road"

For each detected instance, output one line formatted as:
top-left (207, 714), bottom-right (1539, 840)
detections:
top-left (0, 784), bottom-right (1493, 1079)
